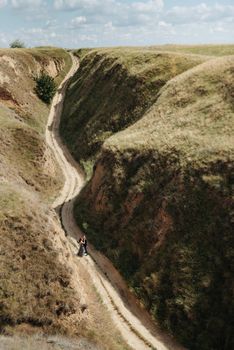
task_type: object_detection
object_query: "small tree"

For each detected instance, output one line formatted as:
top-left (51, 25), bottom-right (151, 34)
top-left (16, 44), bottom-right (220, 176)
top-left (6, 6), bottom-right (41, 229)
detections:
top-left (34, 72), bottom-right (57, 104)
top-left (10, 39), bottom-right (25, 48)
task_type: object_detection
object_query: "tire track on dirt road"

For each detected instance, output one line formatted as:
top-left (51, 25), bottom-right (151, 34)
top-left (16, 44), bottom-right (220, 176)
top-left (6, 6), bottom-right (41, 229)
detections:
top-left (45, 54), bottom-right (186, 350)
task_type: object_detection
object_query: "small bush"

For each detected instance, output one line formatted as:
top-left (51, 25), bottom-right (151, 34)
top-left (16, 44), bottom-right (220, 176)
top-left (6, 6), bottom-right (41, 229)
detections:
top-left (34, 72), bottom-right (57, 104)
top-left (10, 39), bottom-right (25, 48)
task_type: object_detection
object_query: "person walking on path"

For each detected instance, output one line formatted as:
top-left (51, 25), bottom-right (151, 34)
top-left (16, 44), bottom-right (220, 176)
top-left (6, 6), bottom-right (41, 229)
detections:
top-left (77, 235), bottom-right (88, 256)
top-left (82, 235), bottom-right (88, 256)
top-left (77, 237), bottom-right (84, 257)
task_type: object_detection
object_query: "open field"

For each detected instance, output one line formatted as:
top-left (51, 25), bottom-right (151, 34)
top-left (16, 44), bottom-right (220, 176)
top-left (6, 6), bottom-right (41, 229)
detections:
top-left (149, 44), bottom-right (234, 56)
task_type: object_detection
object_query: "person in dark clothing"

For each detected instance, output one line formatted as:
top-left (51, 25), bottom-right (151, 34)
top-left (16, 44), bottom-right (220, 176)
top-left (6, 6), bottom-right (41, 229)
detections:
top-left (77, 237), bottom-right (84, 257)
top-left (82, 235), bottom-right (88, 255)
top-left (77, 236), bottom-right (88, 257)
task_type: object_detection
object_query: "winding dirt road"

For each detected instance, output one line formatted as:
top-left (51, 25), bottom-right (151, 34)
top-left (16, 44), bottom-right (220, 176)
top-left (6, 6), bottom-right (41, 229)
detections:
top-left (46, 54), bottom-right (186, 350)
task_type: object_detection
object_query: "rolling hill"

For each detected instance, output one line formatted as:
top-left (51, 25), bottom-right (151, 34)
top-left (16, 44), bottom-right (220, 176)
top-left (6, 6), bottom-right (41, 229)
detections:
top-left (0, 48), bottom-right (129, 350)
top-left (60, 46), bottom-right (234, 350)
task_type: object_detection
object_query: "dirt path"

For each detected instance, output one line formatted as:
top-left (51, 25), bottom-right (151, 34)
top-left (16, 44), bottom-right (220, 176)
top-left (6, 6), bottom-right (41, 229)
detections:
top-left (46, 54), bottom-right (186, 350)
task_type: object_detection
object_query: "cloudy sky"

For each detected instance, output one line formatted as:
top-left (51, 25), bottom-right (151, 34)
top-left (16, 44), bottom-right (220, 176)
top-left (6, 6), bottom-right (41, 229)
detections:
top-left (0, 0), bottom-right (233, 48)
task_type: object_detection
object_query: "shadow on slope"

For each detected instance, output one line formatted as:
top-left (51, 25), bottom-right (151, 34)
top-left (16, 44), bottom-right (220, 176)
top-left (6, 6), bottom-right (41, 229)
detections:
top-left (74, 55), bottom-right (234, 350)
top-left (60, 47), bottom-right (207, 177)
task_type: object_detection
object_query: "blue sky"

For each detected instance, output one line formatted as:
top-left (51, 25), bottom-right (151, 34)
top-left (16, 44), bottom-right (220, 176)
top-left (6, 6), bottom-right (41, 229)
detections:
top-left (0, 0), bottom-right (233, 48)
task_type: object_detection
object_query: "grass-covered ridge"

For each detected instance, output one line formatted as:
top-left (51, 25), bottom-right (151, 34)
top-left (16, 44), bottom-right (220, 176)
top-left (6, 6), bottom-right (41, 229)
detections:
top-left (0, 48), bottom-right (130, 350)
top-left (149, 44), bottom-right (234, 56)
top-left (67, 48), bottom-right (234, 350)
top-left (0, 48), bottom-right (71, 199)
top-left (106, 56), bottom-right (233, 163)
top-left (60, 47), bottom-right (207, 175)
top-left (0, 48), bottom-right (75, 335)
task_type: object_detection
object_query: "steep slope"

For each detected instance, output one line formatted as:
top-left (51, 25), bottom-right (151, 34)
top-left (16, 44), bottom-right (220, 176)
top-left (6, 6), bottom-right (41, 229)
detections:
top-left (60, 48), bottom-right (207, 175)
top-left (0, 48), bottom-right (131, 350)
top-left (0, 48), bottom-right (70, 200)
top-left (72, 53), bottom-right (234, 350)
top-left (0, 48), bottom-right (77, 333)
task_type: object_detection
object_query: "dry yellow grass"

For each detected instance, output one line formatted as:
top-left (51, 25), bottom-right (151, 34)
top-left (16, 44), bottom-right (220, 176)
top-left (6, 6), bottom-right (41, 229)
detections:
top-left (0, 334), bottom-right (102, 350)
top-left (0, 48), bottom-right (131, 350)
top-left (0, 48), bottom-right (74, 335)
top-left (149, 44), bottom-right (234, 57)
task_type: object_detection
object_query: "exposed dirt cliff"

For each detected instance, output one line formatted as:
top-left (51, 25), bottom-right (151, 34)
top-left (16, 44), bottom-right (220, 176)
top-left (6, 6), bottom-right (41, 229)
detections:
top-left (0, 48), bottom-right (77, 333)
top-left (60, 47), bottom-right (234, 350)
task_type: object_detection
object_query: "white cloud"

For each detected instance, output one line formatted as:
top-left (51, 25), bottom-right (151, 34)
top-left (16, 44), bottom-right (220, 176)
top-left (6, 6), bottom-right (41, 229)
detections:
top-left (54, 0), bottom-right (163, 16)
top-left (210, 23), bottom-right (228, 34)
top-left (52, 1), bottom-right (234, 32)
top-left (1, 1), bottom-right (233, 48)
top-left (166, 3), bottom-right (234, 25)
top-left (30, 27), bottom-right (43, 33)
top-left (78, 33), bottom-right (97, 42)
top-left (49, 1), bottom-right (234, 46)
top-left (104, 21), bottom-right (115, 31)
top-left (0, 0), bottom-right (7, 7)
top-left (54, 0), bottom-right (102, 11)
top-left (11, 0), bottom-right (43, 9)
top-left (132, 0), bottom-right (164, 13)
top-left (45, 19), bottom-right (58, 28)
top-left (71, 16), bottom-right (87, 27)
top-left (17, 26), bottom-right (61, 46)
top-left (70, 16), bottom-right (87, 29)
top-left (158, 20), bottom-right (170, 28)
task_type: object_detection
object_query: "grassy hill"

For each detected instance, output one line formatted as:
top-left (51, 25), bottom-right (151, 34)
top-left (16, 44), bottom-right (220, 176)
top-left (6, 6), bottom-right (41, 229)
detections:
top-left (0, 48), bottom-right (75, 334)
top-left (0, 48), bottom-right (129, 350)
top-left (59, 46), bottom-right (234, 350)
top-left (60, 47), bottom-right (207, 176)
top-left (149, 44), bottom-right (234, 57)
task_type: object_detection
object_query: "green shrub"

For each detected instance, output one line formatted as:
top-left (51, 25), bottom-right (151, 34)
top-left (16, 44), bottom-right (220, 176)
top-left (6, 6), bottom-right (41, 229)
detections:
top-left (10, 39), bottom-right (25, 48)
top-left (34, 72), bottom-right (57, 104)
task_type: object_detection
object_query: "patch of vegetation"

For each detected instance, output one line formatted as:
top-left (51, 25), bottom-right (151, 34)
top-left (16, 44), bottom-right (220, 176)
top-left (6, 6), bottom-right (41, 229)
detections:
top-left (73, 48), bottom-right (93, 59)
top-left (34, 72), bottom-right (57, 104)
top-left (27, 47), bottom-right (72, 85)
top-left (10, 39), bottom-right (25, 48)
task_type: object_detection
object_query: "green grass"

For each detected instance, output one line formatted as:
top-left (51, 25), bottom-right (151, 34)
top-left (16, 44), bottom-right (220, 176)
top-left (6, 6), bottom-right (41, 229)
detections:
top-left (106, 56), bottom-right (234, 166)
top-left (60, 47), bottom-right (207, 172)
top-left (73, 48), bottom-right (93, 59)
top-left (70, 48), bottom-right (234, 350)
